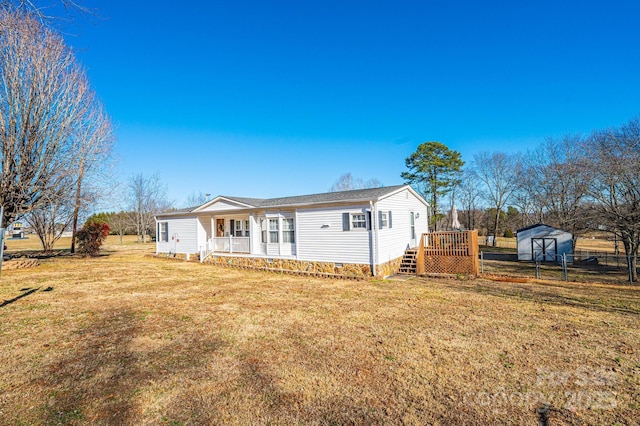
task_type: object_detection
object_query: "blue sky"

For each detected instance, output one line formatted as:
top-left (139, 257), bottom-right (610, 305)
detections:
top-left (64, 1), bottom-right (640, 207)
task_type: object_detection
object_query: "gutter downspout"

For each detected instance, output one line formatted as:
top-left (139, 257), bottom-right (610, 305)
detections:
top-left (370, 200), bottom-right (378, 277)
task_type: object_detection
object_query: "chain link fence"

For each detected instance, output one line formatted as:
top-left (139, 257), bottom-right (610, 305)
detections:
top-left (480, 251), bottom-right (639, 284)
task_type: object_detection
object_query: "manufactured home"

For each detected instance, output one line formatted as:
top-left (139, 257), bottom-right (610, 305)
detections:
top-left (155, 185), bottom-right (429, 277)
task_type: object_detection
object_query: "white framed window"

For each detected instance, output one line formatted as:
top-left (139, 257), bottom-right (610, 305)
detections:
top-left (283, 218), bottom-right (295, 243)
top-left (244, 220), bottom-right (250, 237)
top-left (269, 218), bottom-right (279, 243)
top-left (410, 212), bottom-right (416, 240)
top-left (380, 212), bottom-right (388, 228)
top-left (260, 219), bottom-right (267, 243)
top-left (235, 220), bottom-right (243, 237)
top-left (352, 213), bottom-right (367, 229)
top-left (158, 222), bottom-right (168, 242)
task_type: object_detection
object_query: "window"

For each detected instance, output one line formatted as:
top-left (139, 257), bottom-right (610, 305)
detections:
top-left (244, 220), bottom-right (250, 237)
top-left (269, 218), bottom-right (279, 243)
top-left (352, 213), bottom-right (367, 229)
top-left (158, 222), bottom-right (168, 242)
top-left (410, 212), bottom-right (416, 240)
top-left (235, 220), bottom-right (243, 237)
top-left (283, 218), bottom-right (295, 243)
top-left (260, 219), bottom-right (267, 243)
top-left (378, 211), bottom-right (392, 229)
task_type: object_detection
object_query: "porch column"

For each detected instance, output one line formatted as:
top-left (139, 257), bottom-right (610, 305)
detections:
top-left (249, 213), bottom-right (254, 255)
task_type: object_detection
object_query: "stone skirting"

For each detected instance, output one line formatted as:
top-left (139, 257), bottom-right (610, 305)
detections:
top-left (376, 256), bottom-right (404, 278)
top-left (204, 255), bottom-right (372, 279)
top-left (153, 253), bottom-right (405, 279)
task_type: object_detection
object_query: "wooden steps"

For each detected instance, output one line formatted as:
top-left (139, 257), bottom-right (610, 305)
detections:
top-left (398, 248), bottom-right (418, 275)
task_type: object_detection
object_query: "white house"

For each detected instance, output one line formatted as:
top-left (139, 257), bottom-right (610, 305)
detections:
top-left (155, 185), bottom-right (429, 277)
top-left (516, 223), bottom-right (573, 262)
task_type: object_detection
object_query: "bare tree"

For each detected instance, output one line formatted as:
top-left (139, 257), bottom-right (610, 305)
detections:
top-left (69, 102), bottom-right (114, 253)
top-left (1, 1), bottom-right (96, 23)
top-left (521, 136), bottom-right (591, 250)
top-left (585, 119), bottom-right (640, 282)
top-left (457, 169), bottom-right (482, 230)
top-left (109, 211), bottom-right (133, 245)
top-left (473, 151), bottom-right (520, 246)
top-left (183, 191), bottom-right (209, 209)
top-left (330, 173), bottom-right (383, 192)
top-left (127, 173), bottom-right (170, 243)
top-left (0, 7), bottom-right (94, 226)
top-left (24, 193), bottom-right (74, 251)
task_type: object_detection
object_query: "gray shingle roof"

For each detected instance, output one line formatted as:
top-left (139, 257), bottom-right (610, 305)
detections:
top-left (221, 185), bottom-right (408, 208)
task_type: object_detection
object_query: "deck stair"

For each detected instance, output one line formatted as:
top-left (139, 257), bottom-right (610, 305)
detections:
top-left (398, 248), bottom-right (419, 274)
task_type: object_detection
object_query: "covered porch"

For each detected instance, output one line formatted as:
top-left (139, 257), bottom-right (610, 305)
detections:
top-left (200, 214), bottom-right (252, 256)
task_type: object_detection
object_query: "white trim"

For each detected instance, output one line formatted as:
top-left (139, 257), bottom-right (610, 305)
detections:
top-left (192, 196), bottom-right (257, 212)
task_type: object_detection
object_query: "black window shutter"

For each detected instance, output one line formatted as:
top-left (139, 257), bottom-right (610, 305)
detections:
top-left (342, 213), bottom-right (350, 231)
top-left (366, 211), bottom-right (372, 231)
top-left (230, 219), bottom-right (234, 236)
top-left (388, 211), bottom-right (392, 228)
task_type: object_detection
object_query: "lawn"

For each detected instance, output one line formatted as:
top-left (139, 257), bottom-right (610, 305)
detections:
top-left (1, 238), bottom-right (639, 425)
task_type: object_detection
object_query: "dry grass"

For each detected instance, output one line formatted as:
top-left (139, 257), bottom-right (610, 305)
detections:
top-left (0, 238), bottom-right (639, 425)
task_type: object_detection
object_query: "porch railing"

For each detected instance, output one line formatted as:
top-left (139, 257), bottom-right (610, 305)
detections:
top-left (200, 236), bottom-right (251, 263)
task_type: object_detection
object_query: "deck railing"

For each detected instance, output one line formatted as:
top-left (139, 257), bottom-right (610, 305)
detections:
top-left (200, 236), bottom-right (251, 263)
top-left (423, 231), bottom-right (474, 256)
top-left (419, 230), bottom-right (479, 275)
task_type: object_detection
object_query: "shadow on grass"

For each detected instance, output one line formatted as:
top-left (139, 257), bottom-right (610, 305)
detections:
top-left (1, 287), bottom-right (41, 308)
top-left (443, 280), bottom-right (640, 316)
top-left (34, 307), bottom-right (228, 424)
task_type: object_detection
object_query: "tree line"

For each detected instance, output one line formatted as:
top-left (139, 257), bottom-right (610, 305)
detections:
top-left (402, 118), bottom-right (640, 282)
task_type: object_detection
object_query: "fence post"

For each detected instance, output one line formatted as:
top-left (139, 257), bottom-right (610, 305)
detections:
top-left (535, 261), bottom-right (541, 279)
top-left (562, 254), bottom-right (568, 281)
top-left (480, 251), bottom-right (484, 274)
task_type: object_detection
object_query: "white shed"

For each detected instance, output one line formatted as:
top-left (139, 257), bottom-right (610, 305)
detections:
top-left (516, 224), bottom-right (573, 262)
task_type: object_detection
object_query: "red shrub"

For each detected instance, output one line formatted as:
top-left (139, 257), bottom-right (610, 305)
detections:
top-left (75, 220), bottom-right (111, 257)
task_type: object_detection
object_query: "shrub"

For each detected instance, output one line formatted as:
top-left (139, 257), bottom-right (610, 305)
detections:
top-left (75, 220), bottom-right (110, 257)
top-left (503, 229), bottom-right (515, 238)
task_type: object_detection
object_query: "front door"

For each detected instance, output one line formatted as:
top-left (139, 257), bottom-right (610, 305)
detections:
top-left (216, 219), bottom-right (225, 237)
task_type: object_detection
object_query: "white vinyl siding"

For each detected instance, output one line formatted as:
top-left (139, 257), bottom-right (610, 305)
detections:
top-left (155, 217), bottom-right (199, 254)
top-left (197, 199), bottom-right (248, 213)
top-left (376, 189), bottom-right (429, 263)
top-left (296, 205), bottom-right (372, 264)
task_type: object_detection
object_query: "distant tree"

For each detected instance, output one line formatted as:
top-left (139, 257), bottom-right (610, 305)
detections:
top-left (585, 118), bottom-right (640, 282)
top-left (24, 194), bottom-right (74, 252)
top-left (519, 136), bottom-right (590, 250)
top-left (109, 211), bottom-right (134, 244)
top-left (401, 142), bottom-right (464, 230)
top-left (183, 191), bottom-right (209, 209)
top-left (473, 151), bottom-right (520, 246)
top-left (458, 169), bottom-right (482, 230)
top-left (127, 173), bottom-right (171, 243)
top-left (330, 173), bottom-right (383, 192)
